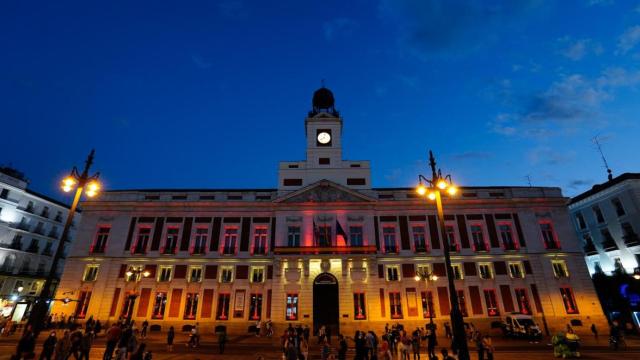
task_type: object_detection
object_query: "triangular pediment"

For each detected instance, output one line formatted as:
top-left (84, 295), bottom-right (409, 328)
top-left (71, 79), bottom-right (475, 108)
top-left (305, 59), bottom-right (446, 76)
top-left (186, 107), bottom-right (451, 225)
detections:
top-left (275, 180), bottom-right (376, 203)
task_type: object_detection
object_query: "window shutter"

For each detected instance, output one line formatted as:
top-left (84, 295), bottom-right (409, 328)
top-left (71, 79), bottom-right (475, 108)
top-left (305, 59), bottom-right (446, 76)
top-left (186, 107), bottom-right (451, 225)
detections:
top-left (124, 217), bottom-right (137, 251)
top-left (494, 261), bottom-right (507, 275)
top-left (379, 289), bottom-right (386, 317)
top-left (201, 289), bottom-right (214, 318)
top-left (485, 214), bottom-right (500, 248)
top-left (210, 217), bottom-right (222, 251)
top-left (463, 262), bottom-right (477, 276)
top-left (378, 264), bottom-right (384, 278)
top-left (144, 264), bottom-right (157, 278)
top-left (500, 285), bottom-right (514, 313)
top-left (168, 289), bottom-right (183, 318)
top-left (433, 263), bottom-right (446, 277)
top-left (204, 265), bottom-right (218, 279)
top-left (240, 217), bottom-right (251, 252)
top-left (109, 288), bottom-right (121, 317)
top-left (150, 217), bottom-right (164, 251)
top-left (236, 265), bottom-right (249, 279)
top-left (428, 215), bottom-right (441, 249)
top-left (437, 286), bottom-right (450, 316)
top-left (468, 286), bottom-right (483, 315)
top-left (513, 213), bottom-right (526, 247)
top-left (180, 217), bottom-right (193, 251)
top-left (523, 260), bottom-right (533, 274)
top-left (457, 215), bottom-right (470, 248)
top-left (136, 288), bottom-right (151, 317)
top-left (267, 265), bottom-right (273, 279)
top-left (399, 216), bottom-right (411, 250)
top-left (174, 265), bottom-right (187, 279)
top-left (402, 263), bottom-right (415, 278)
top-left (118, 264), bottom-right (127, 278)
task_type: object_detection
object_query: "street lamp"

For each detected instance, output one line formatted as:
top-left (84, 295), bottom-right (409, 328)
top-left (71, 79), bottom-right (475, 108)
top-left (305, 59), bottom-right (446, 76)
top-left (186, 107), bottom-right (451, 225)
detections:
top-left (633, 267), bottom-right (640, 280)
top-left (415, 150), bottom-right (469, 360)
top-left (26, 150), bottom-right (100, 336)
top-left (414, 269), bottom-right (438, 325)
top-left (124, 266), bottom-right (151, 324)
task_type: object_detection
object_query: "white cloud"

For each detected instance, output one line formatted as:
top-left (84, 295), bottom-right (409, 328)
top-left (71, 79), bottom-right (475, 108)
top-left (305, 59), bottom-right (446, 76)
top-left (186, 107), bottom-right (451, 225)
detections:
top-left (617, 25), bottom-right (640, 54)
top-left (559, 38), bottom-right (603, 61)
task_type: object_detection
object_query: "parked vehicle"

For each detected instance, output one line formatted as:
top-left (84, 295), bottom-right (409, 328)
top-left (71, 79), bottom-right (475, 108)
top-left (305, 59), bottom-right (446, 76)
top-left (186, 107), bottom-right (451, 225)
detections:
top-left (501, 314), bottom-right (542, 340)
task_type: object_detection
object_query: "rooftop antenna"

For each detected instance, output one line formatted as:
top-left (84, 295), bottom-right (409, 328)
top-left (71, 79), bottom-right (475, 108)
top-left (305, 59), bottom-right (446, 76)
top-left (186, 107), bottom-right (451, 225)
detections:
top-left (525, 175), bottom-right (533, 187)
top-left (592, 135), bottom-right (613, 181)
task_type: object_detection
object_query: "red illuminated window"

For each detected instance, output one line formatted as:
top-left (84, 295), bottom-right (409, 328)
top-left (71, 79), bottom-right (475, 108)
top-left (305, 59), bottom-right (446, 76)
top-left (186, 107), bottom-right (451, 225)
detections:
top-left (222, 227), bottom-right (238, 255)
top-left (162, 227), bottom-right (179, 254)
top-left (75, 291), bottom-right (92, 319)
top-left (457, 290), bottom-right (468, 317)
top-left (91, 226), bottom-right (110, 253)
top-left (192, 227), bottom-right (208, 255)
top-left (540, 222), bottom-right (560, 249)
top-left (253, 227), bottom-right (268, 255)
top-left (249, 293), bottom-right (263, 320)
top-left (560, 287), bottom-right (579, 314)
top-left (498, 223), bottom-right (518, 250)
top-left (286, 293), bottom-right (298, 320)
top-left (389, 292), bottom-right (403, 319)
top-left (353, 293), bottom-right (366, 320)
top-left (412, 226), bottom-right (428, 253)
top-left (470, 225), bottom-right (488, 252)
top-left (184, 292), bottom-right (199, 319)
top-left (383, 227), bottom-right (398, 253)
top-left (152, 292), bottom-right (167, 319)
top-left (445, 225), bottom-right (459, 252)
top-left (515, 288), bottom-right (531, 315)
top-left (483, 289), bottom-right (500, 316)
top-left (216, 293), bottom-right (230, 320)
top-left (132, 227), bottom-right (150, 254)
top-left (420, 291), bottom-right (435, 319)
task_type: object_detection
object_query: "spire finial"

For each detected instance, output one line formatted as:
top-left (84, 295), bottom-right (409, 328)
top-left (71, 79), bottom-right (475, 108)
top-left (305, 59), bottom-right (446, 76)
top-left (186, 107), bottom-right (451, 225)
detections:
top-left (592, 135), bottom-right (613, 181)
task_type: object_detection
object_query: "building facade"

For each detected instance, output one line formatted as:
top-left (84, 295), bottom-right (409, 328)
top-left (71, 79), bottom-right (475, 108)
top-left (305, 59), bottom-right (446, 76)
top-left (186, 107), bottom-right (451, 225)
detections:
top-left (568, 173), bottom-right (640, 327)
top-left (0, 167), bottom-right (77, 322)
top-left (53, 87), bottom-right (606, 335)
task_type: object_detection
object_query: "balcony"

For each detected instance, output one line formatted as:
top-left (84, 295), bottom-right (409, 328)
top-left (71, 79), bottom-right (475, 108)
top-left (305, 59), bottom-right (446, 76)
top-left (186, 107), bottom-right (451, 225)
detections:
top-left (623, 233), bottom-right (640, 247)
top-left (253, 246), bottom-right (267, 255)
top-left (191, 245), bottom-right (206, 255)
top-left (273, 245), bottom-right (377, 255)
top-left (473, 242), bottom-right (488, 252)
top-left (503, 241), bottom-right (518, 251)
top-left (601, 240), bottom-right (618, 252)
top-left (583, 241), bottom-right (597, 256)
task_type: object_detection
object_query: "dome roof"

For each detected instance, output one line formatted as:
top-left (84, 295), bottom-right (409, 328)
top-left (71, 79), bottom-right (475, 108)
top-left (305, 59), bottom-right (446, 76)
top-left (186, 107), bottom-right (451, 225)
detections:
top-left (312, 87), bottom-right (335, 110)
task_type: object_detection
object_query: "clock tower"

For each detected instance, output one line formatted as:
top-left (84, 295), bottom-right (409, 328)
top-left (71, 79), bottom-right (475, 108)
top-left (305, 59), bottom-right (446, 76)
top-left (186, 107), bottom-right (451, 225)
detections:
top-left (278, 86), bottom-right (371, 191)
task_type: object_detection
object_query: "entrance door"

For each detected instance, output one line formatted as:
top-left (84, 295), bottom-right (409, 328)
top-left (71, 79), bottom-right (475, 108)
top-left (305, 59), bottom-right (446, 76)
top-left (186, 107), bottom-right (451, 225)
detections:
top-left (313, 272), bottom-right (339, 337)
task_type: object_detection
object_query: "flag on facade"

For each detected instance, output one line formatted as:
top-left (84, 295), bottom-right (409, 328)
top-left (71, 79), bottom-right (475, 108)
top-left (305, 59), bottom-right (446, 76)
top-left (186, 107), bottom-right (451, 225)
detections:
top-left (313, 220), bottom-right (319, 246)
top-left (336, 219), bottom-right (347, 245)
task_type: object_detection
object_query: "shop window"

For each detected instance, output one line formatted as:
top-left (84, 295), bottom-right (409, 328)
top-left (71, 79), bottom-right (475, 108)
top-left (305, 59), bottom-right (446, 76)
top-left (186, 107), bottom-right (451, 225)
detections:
top-left (249, 293), bottom-right (263, 320)
top-left (184, 293), bottom-right (199, 319)
top-left (483, 289), bottom-right (500, 316)
top-left (389, 292), bottom-right (403, 319)
top-left (286, 293), bottom-right (298, 320)
top-left (560, 287), bottom-right (579, 314)
top-left (152, 292), bottom-right (167, 319)
top-left (216, 293), bottom-right (230, 320)
top-left (353, 292), bottom-right (366, 320)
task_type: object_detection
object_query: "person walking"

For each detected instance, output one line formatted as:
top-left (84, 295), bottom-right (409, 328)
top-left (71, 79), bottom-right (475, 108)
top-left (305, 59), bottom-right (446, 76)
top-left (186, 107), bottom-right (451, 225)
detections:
top-left (426, 328), bottom-right (437, 360)
top-left (591, 323), bottom-right (598, 341)
top-left (475, 333), bottom-right (485, 360)
top-left (140, 321), bottom-right (148, 340)
top-left (39, 331), bottom-right (57, 360)
top-left (69, 329), bottom-right (83, 360)
top-left (482, 335), bottom-right (494, 360)
top-left (444, 323), bottom-right (452, 339)
top-left (128, 343), bottom-right (147, 360)
top-left (117, 326), bottom-right (132, 360)
top-left (321, 340), bottom-right (331, 360)
top-left (166, 326), bottom-right (174, 352)
top-left (337, 334), bottom-right (347, 360)
top-left (103, 323), bottom-right (121, 360)
top-left (78, 330), bottom-right (92, 360)
top-left (300, 338), bottom-right (309, 360)
top-left (218, 328), bottom-right (227, 354)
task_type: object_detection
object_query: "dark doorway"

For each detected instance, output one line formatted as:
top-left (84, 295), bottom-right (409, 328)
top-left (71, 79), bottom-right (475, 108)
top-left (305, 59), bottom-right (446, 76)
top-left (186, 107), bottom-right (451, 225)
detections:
top-left (313, 272), bottom-right (339, 337)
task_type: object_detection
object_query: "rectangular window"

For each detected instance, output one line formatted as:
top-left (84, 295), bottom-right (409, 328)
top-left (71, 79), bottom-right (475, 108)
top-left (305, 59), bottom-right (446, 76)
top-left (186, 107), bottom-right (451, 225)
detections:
top-left (540, 222), bottom-right (560, 249)
top-left (412, 225), bottom-right (427, 252)
top-left (592, 206), bottom-right (605, 223)
top-left (157, 266), bottom-right (172, 282)
top-left (133, 227), bottom-right (151, 254)
top-left (471, 225), bottom-right (488, 251)
top-left (498, 224), bottom-right (518, 250)
top-left (349, 226), bottom-right (363, 246)
top-left (478, 263), bottom-right (493, 280)
top-left (152, 292), bottom-right (167, 319)
top-left (220, 266), bottom-right (234, 283)
top-left (283, 179), bottom-right (303, 186)
top-left (552, 260), bottom-right (569, 278)
top-left (452, 264), bottom-right (464, 280)
top-left (125, 266), bottom-right (144, 282)
top-left (515, 288), bottom-right (532, 315)
top-left (92, 226), bottom-right (110, 253)
top-left (287, 226), bottom-right (300, 247)
top-left (75, 291), bottom-right (92, 319)
top-left (386, 265), bottom-right (400, 281)
top-left (251, 266), bottom-right (265, 283)
top-left (416, 264), bottom-right (431, 276)
top-left (457, 290), bottom-right (468, 317)
top-left (575, 212), bottom-right (586, 230)
top-left (383, 226), bottom-right (397, 253)
top-left (445, 225), bottom-right (459, 251)
top-left (317, 225), bottom-right (332, 247)
top-left (347, 178), bottom-right (366, 186)
top-left (319, 157), bottom-right (330, 165)
top-left (286, 293), bottom-right (298, 320)
top-left (249, 293), bottom-right (263, 320)
top-left (612, 198), bottom-right (626, 217)
top-left (192, 227), bottom-right (208, 255)
top-left (253, 227), bottom-right (268, 255)
top-left (162, 227), bottom-right (179, 254)
top-left (622, 222), bottom-right (638, 245)
top-left (189, 266), bottom-right (203, 282)
top-left (353, 293), bottom-right (366, 319)
top-left (420, 291), bottom-right (435, 319)
top-left (82, 265), bottom-right (99, 282)
top-left (184, 292), bottom-right (199, 319)
top-left (484, 289), bottom-right (500, 316)
top-left (216, 293), bottom-right (231, 320)
top-left (560, 287), bottom-right (579, 314)
top-left (389, 292), bottom-right (403, 319)
top-left (509, 262), bottom-right (524, 279)
top-left (222, 227), bottom-right (238, 255)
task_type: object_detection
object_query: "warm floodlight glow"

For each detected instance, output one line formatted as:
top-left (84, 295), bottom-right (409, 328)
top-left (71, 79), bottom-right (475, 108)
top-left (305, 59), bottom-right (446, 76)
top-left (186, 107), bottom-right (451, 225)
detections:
top-left (447, 186), bottom-right (458, 195)
top-left (437, 180), bottom-right (447, 189)
top-left (416, 185), bottom-right (427, 196)
top-left (414, 275), bottom-right (421, 281)
top-left (125, 271), bottom-right (133, 277)
top-left (85, 181), bottom-right (100, 197)
top-left (428, 192), bottom-right (436, 200)
top-left (143, 271), bottom-right (151, 278)
top-left (431, 275), bottom-right (438, 281)
top-left (17, 286), bottom-right (24, 292)
top-left (61, 177), bottom-right (76, 192)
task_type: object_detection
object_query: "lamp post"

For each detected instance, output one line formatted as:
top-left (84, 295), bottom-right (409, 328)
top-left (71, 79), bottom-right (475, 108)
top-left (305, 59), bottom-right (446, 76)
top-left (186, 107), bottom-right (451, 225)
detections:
top-left (124, 267), bottom-right (151, 324)
top-left (414, 269), bottom-right (438, 326)
top-left (415, 150), bottom-right (469, 360)
top-left (26, 150), bottom-right (100, 335)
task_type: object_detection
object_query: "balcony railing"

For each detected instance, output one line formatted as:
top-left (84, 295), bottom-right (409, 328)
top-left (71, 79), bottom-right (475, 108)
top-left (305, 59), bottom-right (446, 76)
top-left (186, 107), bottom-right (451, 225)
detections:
top-left (273, 245), bottom-right (377, 255)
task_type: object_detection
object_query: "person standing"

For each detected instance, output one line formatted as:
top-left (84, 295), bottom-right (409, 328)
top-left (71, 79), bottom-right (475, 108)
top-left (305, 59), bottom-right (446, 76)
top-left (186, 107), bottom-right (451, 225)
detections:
top-left (590, 323), bottom-right (598, 341)
top-left (411, 330), bottom-right (421, 360)
top-left (103, 323), bottom-right (121, 360)
top-left (475, 333), bottom-right (485, 360)
top-left (218, 328), bottom-right (227, 354)
top-left (39, 331), bottom-right (57, 360)
top-left (337, 334), bottom-right (347, 360)
top-left (303, 325), bottom-right (310, 342)
top-left (117, 326), bottom-right (132, 360)
top-left (321, 340), bottom-right (331, 360)
top-left (482, 335), bottom-right (494, 360)
top-left (444, 323), bottom-right (452, 339)
top-left (14, 325), bottom-right (36, 360)
top-left (166, 326), bottom-right (174, 352)
top-left (54, 330), bottom-right (71, 360)
top-left (140, 320), bottom-right (148, 339)
top-left (79, 330), bottom-right (93, 360)
top-left (300, 338), bottom-right (309, 360)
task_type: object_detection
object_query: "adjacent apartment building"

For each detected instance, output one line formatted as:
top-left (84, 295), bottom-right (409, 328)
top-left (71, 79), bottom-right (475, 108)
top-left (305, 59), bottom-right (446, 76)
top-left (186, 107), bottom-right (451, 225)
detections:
top-left (0, 167), bottom-right (77, 322)
top-left (52, 87), bottom-right (606, 335)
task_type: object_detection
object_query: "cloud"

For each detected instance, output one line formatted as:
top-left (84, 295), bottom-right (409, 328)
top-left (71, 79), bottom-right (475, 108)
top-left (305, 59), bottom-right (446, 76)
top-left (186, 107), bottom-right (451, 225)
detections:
top-left (323, 18), bottom-right (357, 41)
top-left (567, 179), bottom-right (592, 189)
top-left (191, 54), bottom-right (212, 69)
top-left (617, 25), bottom-right (640, 54)
top-left (489, 67), bottom-right (640, 137)
top-left (378, 0), bottom-right (540, 58)
top-left (558, 37), bottom-right (603, 61)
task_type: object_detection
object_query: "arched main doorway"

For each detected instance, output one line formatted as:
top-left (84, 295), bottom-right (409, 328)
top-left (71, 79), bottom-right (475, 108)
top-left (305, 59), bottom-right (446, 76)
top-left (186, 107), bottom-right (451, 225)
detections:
top-left (313, 272), bottom-right (339, 336)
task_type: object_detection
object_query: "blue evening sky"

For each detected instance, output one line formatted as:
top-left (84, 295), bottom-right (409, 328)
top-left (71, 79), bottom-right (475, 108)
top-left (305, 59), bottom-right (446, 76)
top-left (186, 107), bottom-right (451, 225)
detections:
top-left (2, 0), bottom-right (640, 200)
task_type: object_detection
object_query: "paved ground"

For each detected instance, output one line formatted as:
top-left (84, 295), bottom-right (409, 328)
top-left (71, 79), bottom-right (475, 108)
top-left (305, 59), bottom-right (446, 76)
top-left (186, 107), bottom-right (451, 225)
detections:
top-left (0, 331), bottom-right (637, 359)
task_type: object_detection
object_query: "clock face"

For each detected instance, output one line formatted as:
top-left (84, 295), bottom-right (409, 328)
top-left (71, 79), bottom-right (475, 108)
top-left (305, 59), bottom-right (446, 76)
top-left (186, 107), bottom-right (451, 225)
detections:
top-left (317, 132), bottom-right (331, 144)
